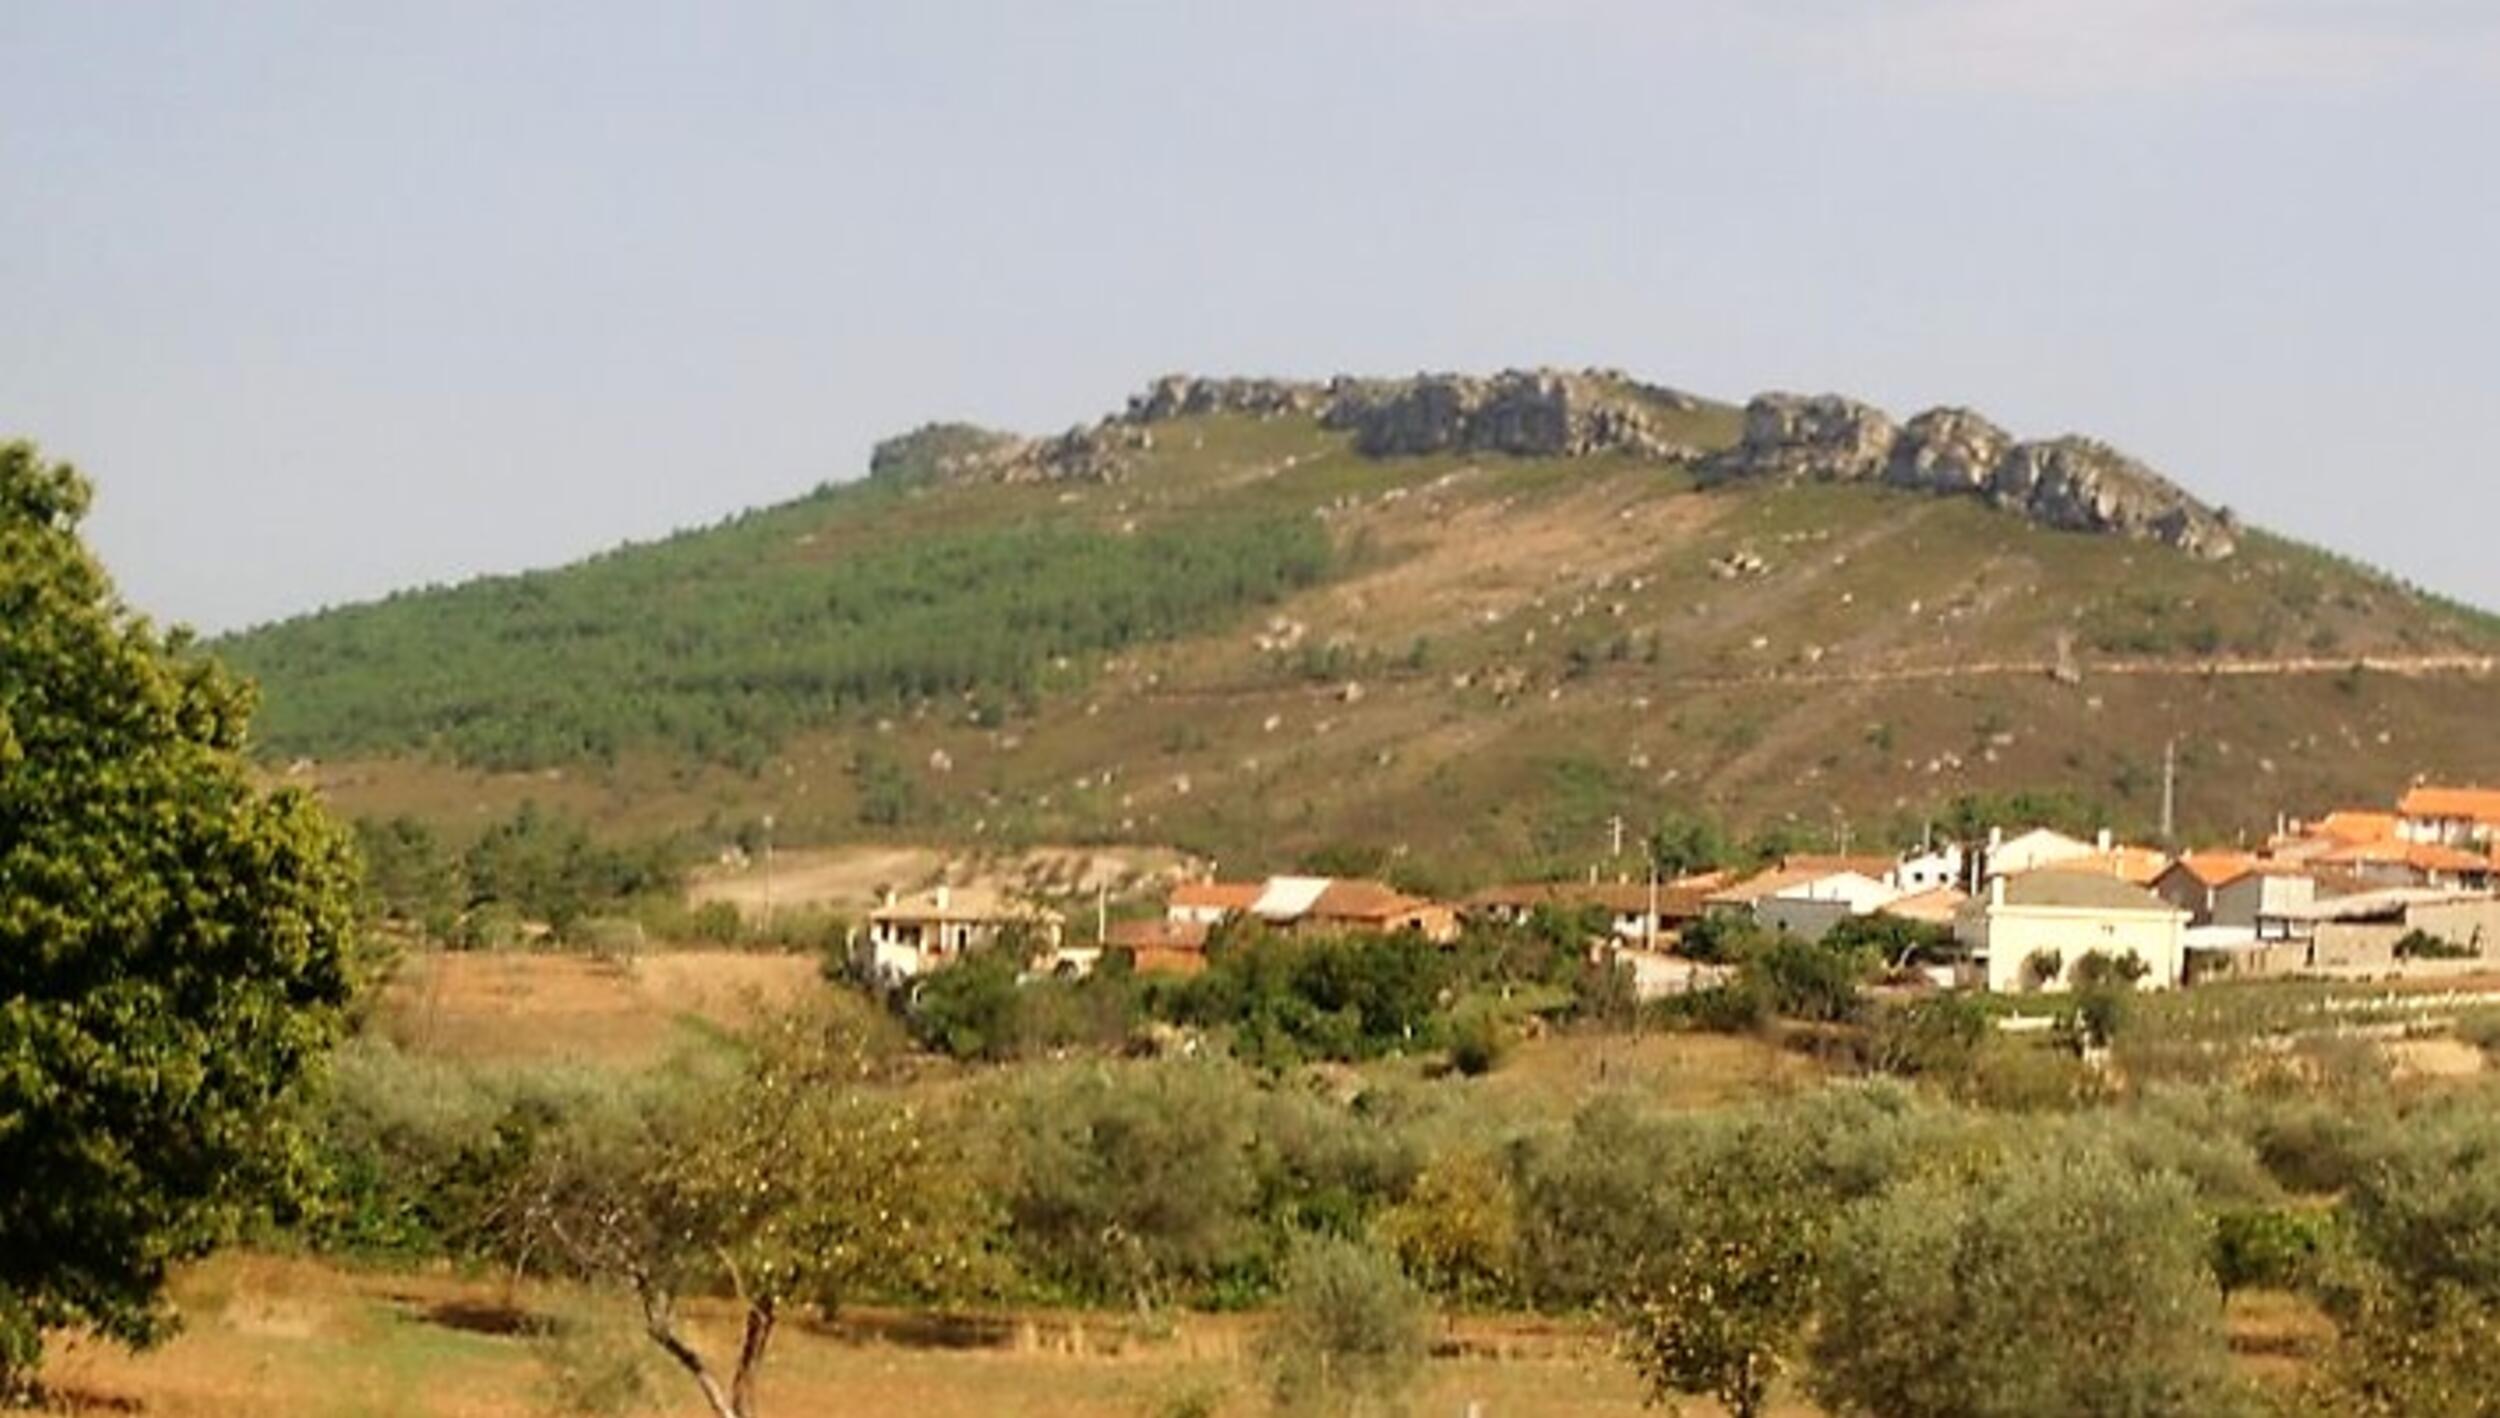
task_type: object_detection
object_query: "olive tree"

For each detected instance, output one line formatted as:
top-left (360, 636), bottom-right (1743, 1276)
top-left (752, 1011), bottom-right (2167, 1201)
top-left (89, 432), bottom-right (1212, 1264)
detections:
top-left (0, 445), bottom-right (360, 1390)
top-left (1811, 1146), bottom-right (2244, 1418)
top-left (1259, 1236), bottom-right (1430, 1418)
top-left (510, 1005), bottom-right (984, 1418)
top-left (2308, 1105), bottom-right (2500, 1415)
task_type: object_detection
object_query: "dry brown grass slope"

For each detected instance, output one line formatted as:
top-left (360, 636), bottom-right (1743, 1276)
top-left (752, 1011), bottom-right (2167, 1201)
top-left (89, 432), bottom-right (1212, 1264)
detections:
top-left (259, 396), bottom-right (2500, 877)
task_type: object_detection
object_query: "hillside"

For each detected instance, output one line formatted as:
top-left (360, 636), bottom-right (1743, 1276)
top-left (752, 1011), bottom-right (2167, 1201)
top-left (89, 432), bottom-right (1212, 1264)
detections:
top-left (216, 370), bottom-right (2500, 874)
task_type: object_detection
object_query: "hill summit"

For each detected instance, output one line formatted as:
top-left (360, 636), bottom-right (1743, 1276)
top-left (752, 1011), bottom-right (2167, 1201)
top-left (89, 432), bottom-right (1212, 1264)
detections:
top-left (218, 366), bottom-right (2499, 871)
top-left (874, 369), bottom-right (2235, 557)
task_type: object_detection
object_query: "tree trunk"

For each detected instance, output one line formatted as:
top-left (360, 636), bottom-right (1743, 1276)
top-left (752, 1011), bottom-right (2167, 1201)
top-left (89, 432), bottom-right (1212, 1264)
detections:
top-left (730, 1298), bottom-right (778, 1418)
top-left (638, 1285), bottom-right (738, 1418)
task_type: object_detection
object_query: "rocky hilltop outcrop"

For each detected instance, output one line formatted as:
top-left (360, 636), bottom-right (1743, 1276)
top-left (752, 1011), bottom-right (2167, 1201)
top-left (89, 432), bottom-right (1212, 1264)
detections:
top-left (1129, 369), bottom-right (1706, 461)
top-left (875, 369), bottom-right (1709, 488)
top-left (1702, 393), bottom-right (2238, 559)
top-left (874, 370), bottom-right (2237, 560)
top-left (869, 420), bottom-right (1151, 487)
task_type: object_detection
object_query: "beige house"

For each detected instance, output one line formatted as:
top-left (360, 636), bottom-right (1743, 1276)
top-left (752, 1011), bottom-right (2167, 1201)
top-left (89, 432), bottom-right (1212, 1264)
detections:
top-left (863, 885), bottom-right (1066, 982)
top-left (2154, 855), bottom-right (2316, 932)
top-left (1955, 869), bottom-right (2190, 992)
top-left (2273, 889), bottom-right (2500, 974)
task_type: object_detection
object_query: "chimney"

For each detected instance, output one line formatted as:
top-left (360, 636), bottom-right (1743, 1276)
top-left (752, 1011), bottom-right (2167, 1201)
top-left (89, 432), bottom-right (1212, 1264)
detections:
top-left (882, 887), bottom-right (897, 909)
top-left (1988, 826), bottom-right (2004, 850)
top-left (935, 884), bottom-right (951, 912)
top-left (1990, 875), bottom-right (2006, 907)
top-left (2097, 828), bottom-right (2114, 853)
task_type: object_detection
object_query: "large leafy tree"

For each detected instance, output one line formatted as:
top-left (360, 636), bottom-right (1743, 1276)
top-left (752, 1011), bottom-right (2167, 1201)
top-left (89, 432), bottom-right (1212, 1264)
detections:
top-left (0, 443), bottom-right (360, 1387)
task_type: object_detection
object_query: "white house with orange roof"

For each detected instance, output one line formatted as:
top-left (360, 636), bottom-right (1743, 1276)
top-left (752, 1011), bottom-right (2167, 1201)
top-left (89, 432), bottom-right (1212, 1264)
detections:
top-left (2398, 785), bottom-right (2500, 850)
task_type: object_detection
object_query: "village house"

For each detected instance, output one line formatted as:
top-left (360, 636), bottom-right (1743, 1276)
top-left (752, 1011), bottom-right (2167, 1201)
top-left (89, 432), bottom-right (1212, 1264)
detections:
top-left (2307, 838), bottom-right (2493, 891)
top-left (1889, 842), bottom-right (1966, 893)
top-left (2269, 888), bottom-right (2500, 975)
top-left (1977, 827), bottom-right (2101, 878)
top-left (1296, 878), bottom-right (1462, 944)
top-left (1752, 869), bottom-right (1902, 944)
top-left (2153, 854), bottom-right (2317, 930)
top-left (1879, 886), bottom-right (1970, 929)
top-left (1164, 875), bottom-right (1462, 945)
top-left (1955, 869), bottom-right (2191, 992)
top-left (1166, 881), bottom-right (1262, 927)
top-left (2397, 785), bottom-right (2500, 850)
top-left (1461, 879), bottom-right (1709, 946)
top-left (862, 885), bottom-right (1066, 983)
top-left (1103, 916), bottom-right (1213, 976)
top-left (1705, 856), bottom-right (1897, 912)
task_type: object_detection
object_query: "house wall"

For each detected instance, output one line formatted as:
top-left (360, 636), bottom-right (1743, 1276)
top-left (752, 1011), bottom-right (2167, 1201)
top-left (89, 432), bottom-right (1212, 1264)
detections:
top-left (2187, 944), bottom-right (2301, 983)
top-left (1893, 847), bottom-right (1964, 893)
top-left (2213, 875), bottom-right (2315, 933)
top-left (1965, 906), bottom-right (2188, 992)
top-left (2313, 923), bottom-right (2403, 972)
top-left (2403, 900), bottom-right (2500, 958)
top-left (2154, 871), bottom-right (2218, 925)
top-left (1758, 896), bottom-right (1856, 944)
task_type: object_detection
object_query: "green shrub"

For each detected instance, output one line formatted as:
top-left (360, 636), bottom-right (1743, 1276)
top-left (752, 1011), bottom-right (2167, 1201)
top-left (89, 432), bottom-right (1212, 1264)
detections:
top-left (1961, 1037), bottom-right (2099, 1113)
top-left (1000, 1063), bottom-right (1261, 1307)
top-left (1375, 1150), bottom-right (1521, 1308)
top-left (1812, 1147), bottom-right (2245, 1417)
top-left (2340, 1102), bottom-right (2500, 1302)
top-left (2395, 929), bottom-right (2477, 961)
top-left (909, 947), bottom-right (1025, 1061)
top-left (1865, 994), bottom-right (1989, 1082)
top-left (1258, 1237), bottom-right (1429, 1418)
top-left (529, 1291), bottom-right (662, 1417)
top-left (2457, 1010), bottom-right (2500, 1061)
top-left (1743, 936), bottom-right (1872, 1023)
top-left (1445, 1008), bottom-right (1512, 1077)
top-left (2211, 1206), bottom-right (2333, 1295)
top-left (686, 899), bottom-right (745, 944)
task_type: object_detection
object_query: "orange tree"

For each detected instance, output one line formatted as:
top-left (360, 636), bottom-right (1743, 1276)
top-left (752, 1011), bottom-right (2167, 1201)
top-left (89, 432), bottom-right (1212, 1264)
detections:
top-left (508, 1004), bottom-right (986, 1418)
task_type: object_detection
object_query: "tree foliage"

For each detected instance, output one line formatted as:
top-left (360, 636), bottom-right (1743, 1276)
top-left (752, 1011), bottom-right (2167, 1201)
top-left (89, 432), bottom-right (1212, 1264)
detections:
top-left (0, 445), bottom-right (362, 1390)
top-left (219, 495), bottom-right (1333, 771)
top-left (1811, 1147), bottom-right (2242, 1418)
top-left (1257, 1236), bottom-right (1430, 1418)
top-left (507, 1004), bottom-right (984, 1418)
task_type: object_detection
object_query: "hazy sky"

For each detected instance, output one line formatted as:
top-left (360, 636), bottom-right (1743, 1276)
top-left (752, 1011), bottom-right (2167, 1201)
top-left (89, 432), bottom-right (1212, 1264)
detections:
top-left (6, 1), bottom-right (2497, 632)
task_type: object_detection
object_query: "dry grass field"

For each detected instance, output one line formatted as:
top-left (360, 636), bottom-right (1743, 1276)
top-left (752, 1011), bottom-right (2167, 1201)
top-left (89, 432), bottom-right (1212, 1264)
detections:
top-left (37, 1250), bottom-right (2332, 1418)
top-left (687, 843), bottom-right (1201, 919)
top-left (41, 951), bottom-right (2435, 1414)
top-left (372, 949), bottom-right (821, 1067)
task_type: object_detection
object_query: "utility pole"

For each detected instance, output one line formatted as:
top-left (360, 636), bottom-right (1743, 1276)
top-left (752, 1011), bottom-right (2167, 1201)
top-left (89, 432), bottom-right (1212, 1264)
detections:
top-left (2160, 739), bottom-right (2178, 844)
top-left (1645, 856), bottom-right (1660, 953)
top-left (760, 813), bottom-right (776, 931)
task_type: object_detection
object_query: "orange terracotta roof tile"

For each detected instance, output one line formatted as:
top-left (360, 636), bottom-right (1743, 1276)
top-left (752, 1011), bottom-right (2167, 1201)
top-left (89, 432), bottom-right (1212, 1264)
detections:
top-left (2314, 810), bottom-right (2401, 845)
top-left (2399, 786), bottom-right (2500, 824)
top-left (1169, 882), bottom-right (1264, 912)
top-left (2168, 852), bottom-right (2259, 888)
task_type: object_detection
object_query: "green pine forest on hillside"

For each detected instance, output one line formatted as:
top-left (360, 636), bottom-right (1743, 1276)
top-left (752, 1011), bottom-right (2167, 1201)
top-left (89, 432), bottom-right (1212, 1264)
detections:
top-left (215, 386), bottom-right (2500, 875)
